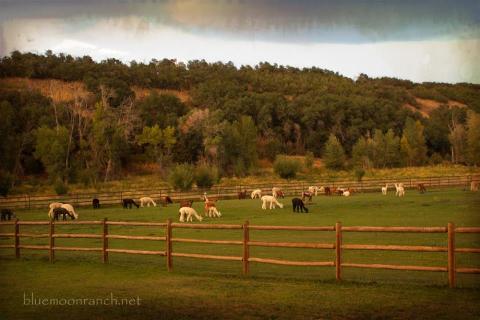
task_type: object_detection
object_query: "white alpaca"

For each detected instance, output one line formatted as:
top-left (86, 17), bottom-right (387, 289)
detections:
top-left (381, 184), bottom-right (388, 195)
top-left (48, 202), bottom-right (63, 219)
top-left (179, 207), bottom-right (203, 222)
top-left (343, 190), bottom-right (351, 197)
top-left (251, 189), bottom-right (262, 199)
top-left (308, 186), bottom-right (319, 196)
top-left (394, 183), bottom-right (405, 197)
top-left (60, 203), bottom-right (78, 219)
top-left (261, 195), bottom-right (284, 210)
top-left (140, 197), bottom-right (157, 207)
top-left (207, 206), bottom-right (222, 218)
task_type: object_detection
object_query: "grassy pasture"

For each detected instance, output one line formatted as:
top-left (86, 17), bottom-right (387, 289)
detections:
top-left (1, 188), bottom-right (479, 319)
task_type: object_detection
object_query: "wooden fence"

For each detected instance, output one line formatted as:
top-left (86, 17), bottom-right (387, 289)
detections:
top-left (0, 174), bottom-right (478, 209)
top-left (1, 219), bottom-right (479, 287)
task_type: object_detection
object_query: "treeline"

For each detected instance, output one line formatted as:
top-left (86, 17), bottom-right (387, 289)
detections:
top-left (0, 51), bottom-right (479, 194)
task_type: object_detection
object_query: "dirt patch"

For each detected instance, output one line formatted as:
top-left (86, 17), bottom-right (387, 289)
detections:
top-left (403, 98), bottom-right (467, 118)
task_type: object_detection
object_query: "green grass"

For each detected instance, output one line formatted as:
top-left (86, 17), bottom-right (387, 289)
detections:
top-left (1, 188), bottom-right (480, 319)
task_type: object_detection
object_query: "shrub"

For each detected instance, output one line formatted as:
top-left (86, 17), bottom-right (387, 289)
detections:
top-left (54, 179), bottom-right (69, 195)
top-left (0, 171), bottom-right (13, 197)
top-left (304, 151), bottom-right (315, 171)
top-left (195, 164), bottom-right (219, 189)
top-left (273, 155), bottom-right (301, 179)
top-left (168, 163), bottom-right (195, 191)
top-left (429, 153), bottom-right (445, 165)
top-left (354, 167), bottom-right (366, 182)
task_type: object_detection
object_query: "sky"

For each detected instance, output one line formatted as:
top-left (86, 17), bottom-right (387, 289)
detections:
top-left (0, 0), bottom-right (479, 83)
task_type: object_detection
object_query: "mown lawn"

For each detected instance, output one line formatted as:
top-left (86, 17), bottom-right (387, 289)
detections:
top-left (1, 188), bottom-right (479, 319)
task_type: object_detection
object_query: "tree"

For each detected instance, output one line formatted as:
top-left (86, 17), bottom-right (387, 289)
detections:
top-left (136, 125), bottom-right (176, 167)
top-left (400, 118), bottom-right (427, 166)
top-left (34, 126), bottom-right (70, 181)
top-left (384, 129), bottom-right (400, 167)
top-left (273, 155), bottom-right (301, 179)
top-left (323, 134), bottom-right (346, 170)
top-left (448, 122), bottom-right (467, 164)
top-left (466, 111), bottom-right (480, 166)
top-left (351, 136), bottom-right (371, 169)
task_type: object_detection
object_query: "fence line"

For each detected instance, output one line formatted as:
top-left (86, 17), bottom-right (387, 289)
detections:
top-left (1, 219), bottom-right (480, 287)
top-left (0, 174), bottom-right (478, 209)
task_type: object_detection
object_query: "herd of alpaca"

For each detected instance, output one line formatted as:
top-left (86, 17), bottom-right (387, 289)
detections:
top-left (2, 180), bottom-right (477, 224)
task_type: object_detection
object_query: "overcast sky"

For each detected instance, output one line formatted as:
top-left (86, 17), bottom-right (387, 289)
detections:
top-left (1, 0), bottom-right (479, 83)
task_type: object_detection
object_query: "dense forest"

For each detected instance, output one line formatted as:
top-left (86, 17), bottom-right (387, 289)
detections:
top-left (0, 51), bottom-right (479, 194)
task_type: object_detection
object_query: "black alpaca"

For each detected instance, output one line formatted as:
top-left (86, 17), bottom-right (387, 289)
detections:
top-left (92, 198), bottom-right (100, 209)
top-left (292, 198), bottom-right (308, 213)
top-left (163, 196), bottom-right (173, 206)
top-left (53, 207), bottom-right (75, 221)
top-left (1, 209), bottom-right (15, 221)
top-left (122, 198), bottom-right (139, 209)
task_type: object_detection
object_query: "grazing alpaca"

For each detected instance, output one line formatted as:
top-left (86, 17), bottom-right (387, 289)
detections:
top-left (207, 206), bottom-right (222, 218)
top-left (261, 195), bottom-right (284, 210)
top-left (308, 186), bottom-right (319, 196)
top-left (272, 187), bottom-right (285, 198)
top-left (202, 194), bottom-right (218, 216)
top-left (48, 202), bottom-right (63, 219)
top-left (417, 183), bottom-right (427, 194)
top-left (292, 198), bottom-right (308, 213)
top-left (179, 207), bottom-right (203, 222)
top-left (381, 184), bottom-right (388, 195)
top-left (394, 183), bottom-right (405, 197)
top-left (324, 187), bottom-right (331, 196)
top-left (161, 196), bottom-right (174, 206)
top-left (60, 204), bottom-right (78, 219)
top-left (1, 209), bottom-right (15, 221)
top-left (122, 198), bottom-right (139, 209)
top-left (251, 189), bottom-right (262, 199)
top-left (470, 181), bottom-right (479, 192)
top-left (92, 198), bottom-right (100, 209)
top-left (343, 190), bottom-right (351, 197)
top-left (335, 188), bottom-right (346, 196)
top-left (238, 190), bottom-right (247, 200)
top-left (140, 197), bottom-right (157, 207)
top-left (53, 207), bottom-right (75, 221)
top-left (302, 191), bottom-right (313, 202)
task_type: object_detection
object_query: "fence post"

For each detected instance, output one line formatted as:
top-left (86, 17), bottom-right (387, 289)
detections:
top-left (166, 219), bottom-right (172, 271)
top-left (335, 222), bottom-right (342, 281)
top-left (14, 218), bottom-right (20, 259)
top-left (103, 218), bottom-right (108, 263)
top-left (448, 222), bottom-right (456, 288)
top-left (243, 220), bottom-right (250, 275)
top-left (49, 219), bottom-right (54, 263)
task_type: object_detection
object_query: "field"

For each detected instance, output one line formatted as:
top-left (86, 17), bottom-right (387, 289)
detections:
top-left (1, 188), bottom-right (480, 319)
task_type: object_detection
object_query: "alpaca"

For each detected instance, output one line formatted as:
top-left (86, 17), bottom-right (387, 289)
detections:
top-left (207, 206), bottom-right (222, 218)
top-left (261, 195), bottom-right (284, 210)
top-left (53, 207), bottom-right (75, 221)
top-left (292, 198), bottom-right (308, 213)
top-left (179, 200), bottom-right (193, 208)
top-left (162, 196), bottom-right (174, 206)
top-left (122, 198), bottom-right (139, 209)
top-left (179, 207), bottom-right (203, 222)
top-left (60, 204), bottom-right (78, 219)
top-left (92, 198), bottom-right (100, 209)
top-left (48, 202), bottom-right (63, 219)
top-left (140, 197), bottom-right (157, 207)
top-left (394, 183), bottom-right (405, 197)
top-left (238, 190), bottom-right (247, 200)
top-left (417, 183), bottom-right (427, 194)
top-left (308, 186), bottom-right (319, 196)
top-left (381, 184), bottom-right (388, 195)
top-left (343, 190), bottom-right (351, 197)
top-left (1, 209), bottom-right (15, 221)
top-left (471, 181), bottom-right (479, 192)
top-left (324, 187), bottom-right (331, 196)
top-left (272, 187), bottom-right (285, 198)
top-left (202, 194), bottom-right (218, 216)
top-left (302, 191), bottom-right (313, 202)
top-left (251, 189), bottom-right (262, 199)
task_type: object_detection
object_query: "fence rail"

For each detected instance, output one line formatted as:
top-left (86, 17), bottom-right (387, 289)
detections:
top-left (1, 219), bottom-right (479, 287)
top-left (0, 174), bottom-right (478, 209)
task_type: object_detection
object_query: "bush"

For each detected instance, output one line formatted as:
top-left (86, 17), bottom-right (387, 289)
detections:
top-left (168, 164), bottom-right (195, 191)
top-left (195, 164), bottom-right (219, 189)
top-left (429, 153), bottom-right (444, 165)
top-left (54, 179), bottom-right (69, 195)
top-left (273, 155), bottom-right (301, 179)
top-left (304, 151), bottom-right (315, 171)
top-left (354, 167), bottom-right (366, 182)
